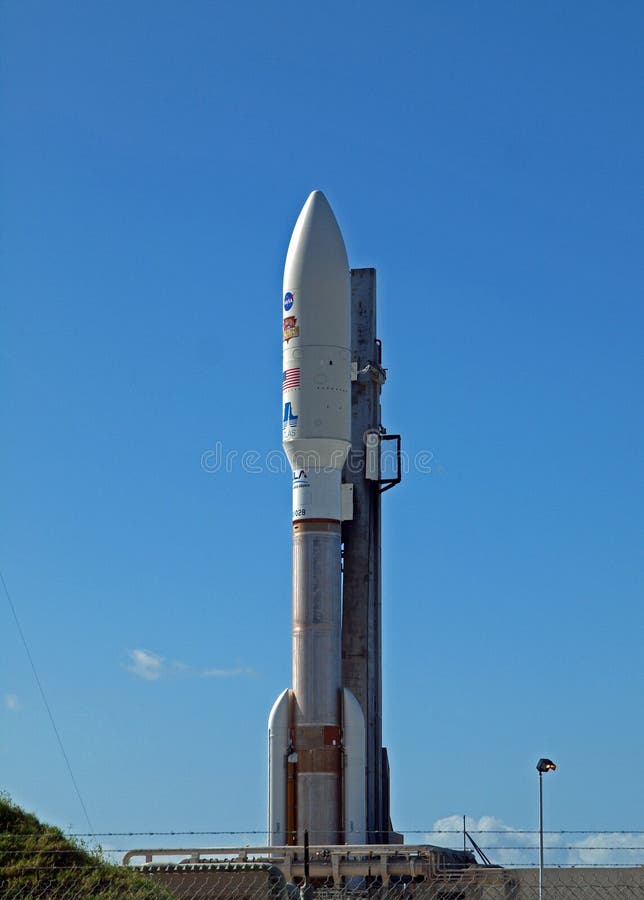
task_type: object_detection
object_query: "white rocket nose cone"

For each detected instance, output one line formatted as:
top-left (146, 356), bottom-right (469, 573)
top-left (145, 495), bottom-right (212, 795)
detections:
top-left (283, 190), bottom-right (350, 348)
top-left (282, 189), bottom-right (351, 478)
top-left (294, 191), bottom-right (349, 278)
top-left (299, 190), bottom-right (341, 236)
top-left (286, 191), bottom-right (348, 274)
top-left (285, 191), bottom-right (348, 273)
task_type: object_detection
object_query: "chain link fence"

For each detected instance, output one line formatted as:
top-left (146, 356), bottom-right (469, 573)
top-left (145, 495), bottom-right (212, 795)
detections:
top-left (2, 827), bottom-right (643, 899)
top-left (1, 863), bottom-right (643, 898)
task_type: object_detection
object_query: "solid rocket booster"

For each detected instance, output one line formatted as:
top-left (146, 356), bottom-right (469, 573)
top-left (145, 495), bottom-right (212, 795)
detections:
top-left (269, 191), bottom-right (366, 846)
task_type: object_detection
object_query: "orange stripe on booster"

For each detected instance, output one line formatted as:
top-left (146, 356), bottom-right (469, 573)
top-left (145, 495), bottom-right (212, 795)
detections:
top-left (293, 518), bottom-right (341, 532)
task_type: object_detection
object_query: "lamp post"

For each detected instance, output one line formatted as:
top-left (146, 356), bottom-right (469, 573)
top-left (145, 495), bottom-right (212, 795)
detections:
top-left (536, 758), bottom-right (557, 900)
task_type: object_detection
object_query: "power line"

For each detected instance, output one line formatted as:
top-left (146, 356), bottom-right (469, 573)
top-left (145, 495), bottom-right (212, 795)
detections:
top-left (1, 568), bottom-right (94, 835)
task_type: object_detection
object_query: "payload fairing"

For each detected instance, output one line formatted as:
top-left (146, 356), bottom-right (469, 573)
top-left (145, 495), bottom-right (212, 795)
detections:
top-left (268, 192), bottom-right (369, 846)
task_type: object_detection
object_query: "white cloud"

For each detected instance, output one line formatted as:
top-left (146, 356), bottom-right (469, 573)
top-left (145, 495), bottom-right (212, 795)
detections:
top-left (5, 694), bottom-right (21, 711)
top-left (426, 815), bottom-right (643, 868)
top-left (201, 666), bottom-right (255, 678)
top-left (428, 815), bottom-right (538, 867)
top-left (126, 650), bottom-right (254, 681)
top-left (126, 649), bottom-right (165, 681)
top-left (568, 832), bottom-right (643, 867)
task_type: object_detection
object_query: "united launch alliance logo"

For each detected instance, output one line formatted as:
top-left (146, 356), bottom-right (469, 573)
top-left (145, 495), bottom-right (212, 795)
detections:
top-left (283, 401), bottom-right (298, 435)
top-left (283, 291), bottom-right (294, 311)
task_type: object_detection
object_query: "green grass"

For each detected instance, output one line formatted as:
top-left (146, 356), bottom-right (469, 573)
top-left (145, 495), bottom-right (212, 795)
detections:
top-left (0, 794), bottom-right (170, 899)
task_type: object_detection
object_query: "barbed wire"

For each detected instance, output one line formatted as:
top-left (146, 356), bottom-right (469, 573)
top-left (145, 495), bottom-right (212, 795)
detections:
top-left (3, 828), bottom-right (643, 837)
top-left (2, 848), bottom-right (643, 855)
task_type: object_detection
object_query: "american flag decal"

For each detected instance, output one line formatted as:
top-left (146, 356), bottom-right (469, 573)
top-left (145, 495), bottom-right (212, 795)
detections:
top-left (283, 367), bottom-right (300, 389)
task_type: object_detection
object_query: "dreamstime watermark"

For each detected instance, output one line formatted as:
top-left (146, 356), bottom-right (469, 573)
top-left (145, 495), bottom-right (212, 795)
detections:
top-left (200, 439), bottom-right (434, 476)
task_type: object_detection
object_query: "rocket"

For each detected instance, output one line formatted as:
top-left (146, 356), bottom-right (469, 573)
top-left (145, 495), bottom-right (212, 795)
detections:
top-left (268, 191), bottom-right (366, 846)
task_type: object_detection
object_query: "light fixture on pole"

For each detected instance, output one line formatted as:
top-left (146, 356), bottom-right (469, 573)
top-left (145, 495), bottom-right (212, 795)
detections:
top-left (536, 758), bottom-right (557, 900)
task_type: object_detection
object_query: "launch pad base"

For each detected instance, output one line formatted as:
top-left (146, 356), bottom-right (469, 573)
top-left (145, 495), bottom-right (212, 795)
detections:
top-left (125, 843), bottom-right (477, 892)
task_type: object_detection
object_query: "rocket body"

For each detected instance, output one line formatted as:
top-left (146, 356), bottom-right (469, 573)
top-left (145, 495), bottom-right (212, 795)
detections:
top-left (269, 191), bottom-right (364, 846)
top-left (283, 191), bottom-right (350, 845)
top-left (282, 189), bottom-right (352, 518)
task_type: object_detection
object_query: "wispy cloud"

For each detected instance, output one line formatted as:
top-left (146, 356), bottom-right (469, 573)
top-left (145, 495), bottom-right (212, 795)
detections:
top-left (5, 694), bottom-right (21, 711)
top-left (127, 649), bottom-right (166, 681)
top-left (425, 815), bottom-right (643, 867)
top-left (126, 649), bottom-right (254, 681)
top-left (201, 666), bottom-right (255, 678)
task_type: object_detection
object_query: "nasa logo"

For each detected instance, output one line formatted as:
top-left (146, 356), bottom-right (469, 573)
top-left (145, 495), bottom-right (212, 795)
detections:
top-left (284, 291), bottom-right (295, 311)
top-left (283, 401), bottom-right (298, 434)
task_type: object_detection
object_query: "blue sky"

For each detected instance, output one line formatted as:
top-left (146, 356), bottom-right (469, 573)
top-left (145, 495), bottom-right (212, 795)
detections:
top-left (1, 0), bottom-right (642, 865)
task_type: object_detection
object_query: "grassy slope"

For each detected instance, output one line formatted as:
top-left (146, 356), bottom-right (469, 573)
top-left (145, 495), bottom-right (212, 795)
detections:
top-left (0, 794), bottom-right (169, 898)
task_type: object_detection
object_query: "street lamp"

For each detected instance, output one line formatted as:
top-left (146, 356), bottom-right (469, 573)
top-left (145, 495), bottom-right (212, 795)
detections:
top-left (536, 758), bottom-right (557, 900)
